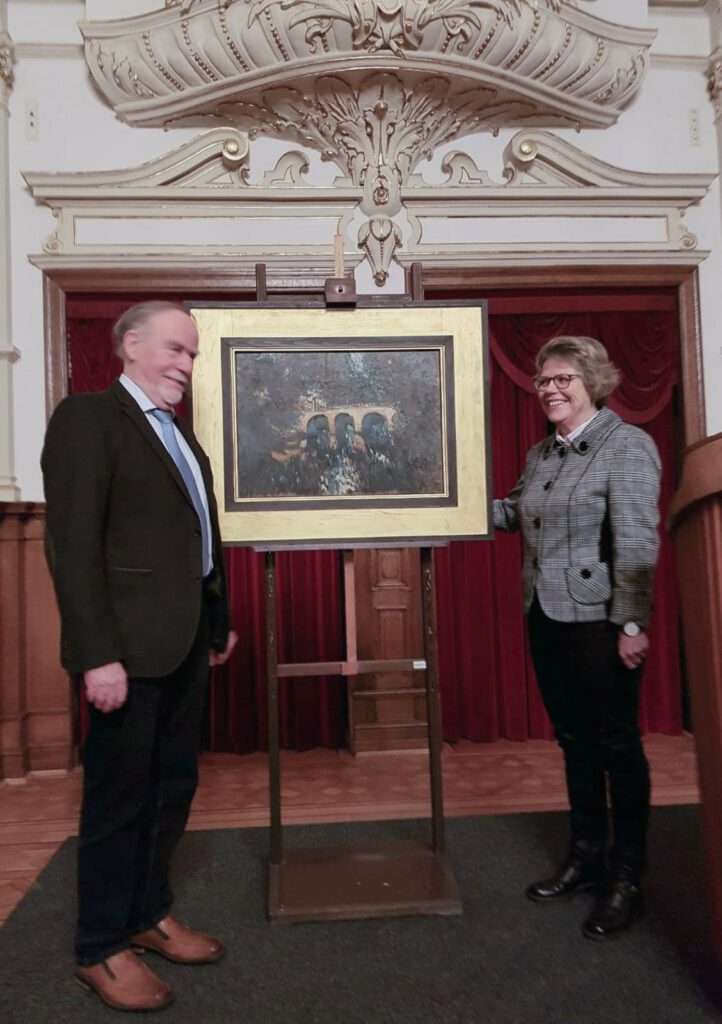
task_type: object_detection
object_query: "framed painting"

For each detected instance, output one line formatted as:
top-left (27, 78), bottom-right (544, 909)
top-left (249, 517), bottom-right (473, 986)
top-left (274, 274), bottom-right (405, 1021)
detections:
top-left (189, 302), bottom-right (490, 548)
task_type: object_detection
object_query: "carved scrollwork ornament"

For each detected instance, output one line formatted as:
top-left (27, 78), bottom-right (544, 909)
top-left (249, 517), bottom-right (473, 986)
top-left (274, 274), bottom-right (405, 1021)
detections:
top-left (80, 0), bottom-right (654, 288)
top-left (82, 1), bottom-right (654, 131)
top-left (358, 215), bottom-right (402, 286)
top-left (0, 34), bottom-right (15, 100)
top-left (708, 49), bottom-right (722, 121)
top-left (42, 210), bottom-right (64, 255)
top-left (220, 135), bottom-right (249, 170)
top-left (258, 150), bottom-right (310, 186)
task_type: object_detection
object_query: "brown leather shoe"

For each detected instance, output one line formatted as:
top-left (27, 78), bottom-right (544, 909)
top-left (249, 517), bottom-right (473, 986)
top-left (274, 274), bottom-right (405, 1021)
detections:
top-left (131, 915), bottom-right (225, 965)
top-left (75, 949), bottom-right (174, 1012)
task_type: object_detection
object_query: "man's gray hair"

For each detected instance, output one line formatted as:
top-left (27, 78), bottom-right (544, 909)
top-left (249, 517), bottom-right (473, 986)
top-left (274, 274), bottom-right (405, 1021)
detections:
top-left (112, 301), bottom-right (195, 357)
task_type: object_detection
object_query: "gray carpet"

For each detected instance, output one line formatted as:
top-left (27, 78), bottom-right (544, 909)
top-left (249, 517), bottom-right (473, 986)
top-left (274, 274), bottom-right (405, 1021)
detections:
top-left (1, 807), bottom-right (720, 1024)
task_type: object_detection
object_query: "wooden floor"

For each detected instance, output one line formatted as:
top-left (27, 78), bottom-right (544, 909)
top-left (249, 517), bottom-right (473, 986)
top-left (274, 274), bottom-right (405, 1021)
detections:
top-left (0, 734), bottom-right (699, 926)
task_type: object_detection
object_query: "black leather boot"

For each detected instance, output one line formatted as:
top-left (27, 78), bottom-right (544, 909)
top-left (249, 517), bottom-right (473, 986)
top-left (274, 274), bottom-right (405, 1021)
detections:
top-left (526, 851), bottom-right (606, 902)
top-left (582, 868), bottom-right (643, 940)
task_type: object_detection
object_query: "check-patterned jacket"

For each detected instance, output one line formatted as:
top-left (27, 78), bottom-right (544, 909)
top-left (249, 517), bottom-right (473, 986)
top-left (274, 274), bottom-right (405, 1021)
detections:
top-left (493, 406), bottom-right (661, 626)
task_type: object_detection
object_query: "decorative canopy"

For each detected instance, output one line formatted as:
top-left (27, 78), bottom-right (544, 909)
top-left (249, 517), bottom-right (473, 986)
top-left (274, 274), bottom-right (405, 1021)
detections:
top-left (77, 0), bottom-right (657, 285)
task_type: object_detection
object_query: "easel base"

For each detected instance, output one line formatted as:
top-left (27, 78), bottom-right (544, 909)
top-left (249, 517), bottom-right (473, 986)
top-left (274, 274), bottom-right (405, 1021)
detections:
top-left (268, 839), bottom-right (462, 924)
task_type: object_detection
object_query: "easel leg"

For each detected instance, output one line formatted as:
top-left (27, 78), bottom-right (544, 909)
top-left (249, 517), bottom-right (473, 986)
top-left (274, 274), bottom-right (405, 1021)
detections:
top-left (421, 547), bottom-right (445, 854)
top-left (265, 550), bottom-right (282, 865)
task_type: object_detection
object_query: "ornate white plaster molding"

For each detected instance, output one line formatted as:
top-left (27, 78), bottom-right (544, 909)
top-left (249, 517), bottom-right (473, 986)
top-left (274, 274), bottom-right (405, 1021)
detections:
top-left (80, 0), bottom-right (656, 283)
top-left (81, 1), bottom-right (654, 136)
top-left (23, 127), bottom-right (714, 287)
top-left (81, 0), bottom-right (653, 122)
top-left (0, 29), bottom-right (14, 106)
top-left (709, 47), bottom-right (722, 122)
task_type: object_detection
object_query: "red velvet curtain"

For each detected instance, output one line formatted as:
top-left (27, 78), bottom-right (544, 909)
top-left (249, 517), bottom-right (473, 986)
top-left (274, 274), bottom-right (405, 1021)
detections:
top-left (66, 290), bottom-right (684, 750)
top-left (434, 292), bottom-right (683, 740)
top-left (66, 303), bottom-right (346, 752)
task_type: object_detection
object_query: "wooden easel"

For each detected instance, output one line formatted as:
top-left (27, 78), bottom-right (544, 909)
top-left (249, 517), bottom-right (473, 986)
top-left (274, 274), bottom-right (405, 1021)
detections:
top-left (256, 255), bottom-right (462, 924)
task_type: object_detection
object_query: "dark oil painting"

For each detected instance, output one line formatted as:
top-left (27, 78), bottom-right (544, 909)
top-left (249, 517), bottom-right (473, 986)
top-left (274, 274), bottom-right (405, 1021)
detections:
top-left (226, 338), bottom-right (453, 505)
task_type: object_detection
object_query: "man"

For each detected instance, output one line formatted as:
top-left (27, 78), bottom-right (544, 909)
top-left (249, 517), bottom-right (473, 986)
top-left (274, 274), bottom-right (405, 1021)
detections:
top-left (42, 301), bottom-right (237, 1012)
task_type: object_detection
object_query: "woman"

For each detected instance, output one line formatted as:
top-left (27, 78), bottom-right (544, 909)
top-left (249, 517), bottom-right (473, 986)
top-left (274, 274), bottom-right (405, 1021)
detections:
top-left (494, 335), bottom-right (661, 941)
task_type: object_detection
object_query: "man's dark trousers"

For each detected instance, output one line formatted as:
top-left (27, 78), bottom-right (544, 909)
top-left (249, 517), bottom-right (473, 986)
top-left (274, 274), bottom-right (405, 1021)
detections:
top-left (75, 607), bottom-right (210, 966)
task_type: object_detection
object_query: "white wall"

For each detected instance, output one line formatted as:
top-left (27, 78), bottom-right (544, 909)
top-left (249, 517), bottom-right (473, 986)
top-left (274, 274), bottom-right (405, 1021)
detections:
top-left (5, 0), bottom-right (722, 499)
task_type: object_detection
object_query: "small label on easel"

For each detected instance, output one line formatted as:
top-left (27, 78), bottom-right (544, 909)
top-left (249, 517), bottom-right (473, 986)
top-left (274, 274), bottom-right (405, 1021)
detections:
top-left (412, 660), bottom-right (427, 670)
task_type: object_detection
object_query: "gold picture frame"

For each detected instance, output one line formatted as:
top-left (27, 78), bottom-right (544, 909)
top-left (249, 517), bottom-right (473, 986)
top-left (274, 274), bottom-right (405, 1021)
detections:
top-left (189, 302), bottom-right (490, 548)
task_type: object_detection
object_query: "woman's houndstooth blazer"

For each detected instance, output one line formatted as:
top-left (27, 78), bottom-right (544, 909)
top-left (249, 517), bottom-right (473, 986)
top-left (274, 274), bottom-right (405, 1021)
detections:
top-left (493, 406), bottom-right (661, 626)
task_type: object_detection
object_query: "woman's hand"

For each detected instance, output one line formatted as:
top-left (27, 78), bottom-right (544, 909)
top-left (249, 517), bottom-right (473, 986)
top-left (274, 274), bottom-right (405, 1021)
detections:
top-left (618, 631), bottom-right (649, 671)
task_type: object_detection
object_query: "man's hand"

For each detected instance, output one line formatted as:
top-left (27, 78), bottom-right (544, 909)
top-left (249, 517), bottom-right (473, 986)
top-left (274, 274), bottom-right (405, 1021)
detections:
top-left (209, 630), bottom-right (238, 667)
top-left (84, 662), bottom-right (128, 713)
top-left (618, 631), bottom-right (650, 671)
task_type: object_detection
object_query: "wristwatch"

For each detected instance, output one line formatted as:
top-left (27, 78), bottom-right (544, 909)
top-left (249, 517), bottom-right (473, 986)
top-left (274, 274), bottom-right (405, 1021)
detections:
top-left (621, 621), bottom-right (642, 637)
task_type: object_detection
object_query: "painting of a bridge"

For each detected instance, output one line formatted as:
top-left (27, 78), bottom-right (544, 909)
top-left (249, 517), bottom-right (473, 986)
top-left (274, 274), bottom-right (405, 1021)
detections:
top-left (228, 341), bottom-right (452, 505)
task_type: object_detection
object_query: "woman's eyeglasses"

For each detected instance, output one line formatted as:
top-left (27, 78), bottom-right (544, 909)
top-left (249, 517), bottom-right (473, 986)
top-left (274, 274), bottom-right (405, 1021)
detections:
top-left (533, 374), bottom-right (581, 392)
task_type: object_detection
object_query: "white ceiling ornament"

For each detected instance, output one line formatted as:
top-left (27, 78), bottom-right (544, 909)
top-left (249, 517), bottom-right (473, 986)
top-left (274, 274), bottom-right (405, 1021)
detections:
top-left (81, 0), bottom-right (652, 133)
top-left (80, 0), bottom-right (654, 285)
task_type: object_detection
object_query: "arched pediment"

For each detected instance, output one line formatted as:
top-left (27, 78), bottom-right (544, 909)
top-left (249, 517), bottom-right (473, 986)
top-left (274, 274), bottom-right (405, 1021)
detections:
top-left (23, 127), bottom-right (715, 287)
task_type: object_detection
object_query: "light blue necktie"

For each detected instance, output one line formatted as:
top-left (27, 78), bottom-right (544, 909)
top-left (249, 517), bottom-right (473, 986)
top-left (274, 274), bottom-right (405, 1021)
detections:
top-left (151, 409), bottom-right (211, 576)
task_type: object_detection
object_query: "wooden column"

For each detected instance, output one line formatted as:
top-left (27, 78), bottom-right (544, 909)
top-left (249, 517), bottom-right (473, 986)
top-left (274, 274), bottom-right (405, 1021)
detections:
top-left (0, 503), bottom-right (74, 780)
top-left (669, 432), bottom-right (722, 961)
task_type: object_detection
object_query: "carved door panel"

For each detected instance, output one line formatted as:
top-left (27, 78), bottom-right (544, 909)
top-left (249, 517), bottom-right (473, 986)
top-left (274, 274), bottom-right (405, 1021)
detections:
top-left (349, 547), bottom-right (427, 752)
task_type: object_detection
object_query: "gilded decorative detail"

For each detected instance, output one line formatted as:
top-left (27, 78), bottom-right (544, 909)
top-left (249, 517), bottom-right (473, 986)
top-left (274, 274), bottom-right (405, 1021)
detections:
top-left (218, 6), bottom-right (250, 71)
top-left (142, 32), bottom-right (184, 91)
top-left (262, 7), bottom-right (291, 62)
top-left (504, 10), bottom-right (541, 71)
top-left (533, 21), bottom-right (571, 80)
top-left (181, 18), bottom-right (218, 80)
top-left (473, 9), bottom-right (503, 61)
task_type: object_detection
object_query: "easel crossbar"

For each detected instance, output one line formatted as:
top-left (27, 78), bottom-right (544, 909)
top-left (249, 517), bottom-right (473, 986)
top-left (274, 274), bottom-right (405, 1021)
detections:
top-left (277, 658), bottom-right (427, 678)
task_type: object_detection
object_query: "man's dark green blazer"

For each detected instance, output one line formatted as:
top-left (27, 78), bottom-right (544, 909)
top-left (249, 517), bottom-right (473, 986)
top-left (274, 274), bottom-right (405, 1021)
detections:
top-left (41, 379), bottom-right (230, 678)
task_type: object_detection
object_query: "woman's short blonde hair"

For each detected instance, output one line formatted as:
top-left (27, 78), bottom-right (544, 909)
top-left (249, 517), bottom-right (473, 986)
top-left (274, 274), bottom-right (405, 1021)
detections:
top-left (535, 335), bottom-right (621, 406)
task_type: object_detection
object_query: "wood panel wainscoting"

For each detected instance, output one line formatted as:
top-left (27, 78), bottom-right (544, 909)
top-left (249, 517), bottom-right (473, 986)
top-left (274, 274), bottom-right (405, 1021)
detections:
top-left (0, 503), bottom-right (73, 780)
top-left (669, 432), bottom-right (722, 960)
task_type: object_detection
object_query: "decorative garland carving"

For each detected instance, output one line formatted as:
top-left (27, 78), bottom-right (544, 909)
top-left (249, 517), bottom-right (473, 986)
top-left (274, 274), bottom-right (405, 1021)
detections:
top-left (0, 32), bottom-right (14, 102)
top-left (709, 48), bottom-right (722, 122)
